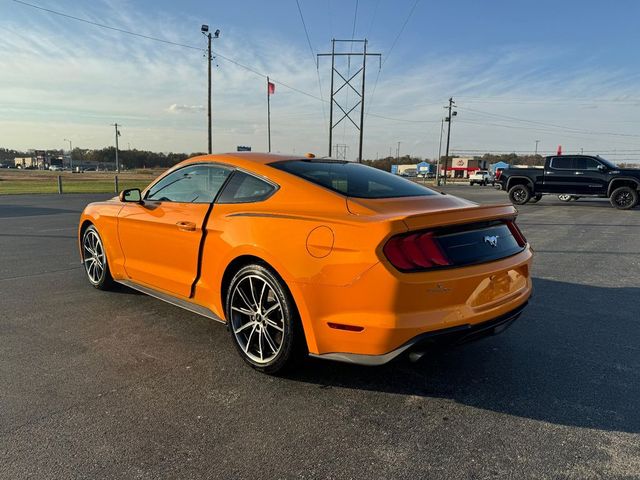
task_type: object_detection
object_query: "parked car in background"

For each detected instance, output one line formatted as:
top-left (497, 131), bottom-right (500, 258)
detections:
top-left (49, 165), bottom-right (62, 171)
top-left (498, 155), bottom-right (640, 209)
top-left (79, 153), bottom-right (533, 374)
top-left (469, 170), bottom-right (495, 186)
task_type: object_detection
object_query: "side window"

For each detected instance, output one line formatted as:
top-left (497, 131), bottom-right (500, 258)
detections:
top-left (146, 164), bottom-right (231, 203)
top-left (550, 157), bottom-right (574, 170)
top-left (217, 171), bottom-right (276, 204)
top-left (575, 158), bottom-right (600, 170)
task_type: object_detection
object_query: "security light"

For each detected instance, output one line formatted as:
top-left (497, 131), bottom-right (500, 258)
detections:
top-left (214, 29), bottom-right (220, 38)
top-left (201, 24), bottom-right (209, 33)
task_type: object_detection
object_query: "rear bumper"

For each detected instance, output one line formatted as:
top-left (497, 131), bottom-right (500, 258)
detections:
top-left (309, 301), bottom-right (527, 366)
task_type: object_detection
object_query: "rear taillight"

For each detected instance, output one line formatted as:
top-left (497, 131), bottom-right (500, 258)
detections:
top-left (506, 220), bottom-right (527, 247)
top-left (383, 232), bottom-right (451, 272)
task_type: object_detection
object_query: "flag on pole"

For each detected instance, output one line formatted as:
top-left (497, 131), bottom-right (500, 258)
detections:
top-left (268, 81), bottom-right (275, 95)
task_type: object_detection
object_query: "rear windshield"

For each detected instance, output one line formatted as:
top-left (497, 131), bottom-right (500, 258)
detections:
top-left (270, 160), bottom-right (436, 199)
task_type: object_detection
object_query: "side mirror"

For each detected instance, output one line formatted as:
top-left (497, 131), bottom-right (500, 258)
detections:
top-left (119, 188), bottom-right (143, 203)
top-left (597, 164), bottom-right (606, 172)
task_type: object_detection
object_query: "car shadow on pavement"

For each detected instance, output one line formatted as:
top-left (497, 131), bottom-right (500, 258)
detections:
top-left (0, 204), bottom-right (77, 218)
top-left (287, 278), bottom-right (640, 434)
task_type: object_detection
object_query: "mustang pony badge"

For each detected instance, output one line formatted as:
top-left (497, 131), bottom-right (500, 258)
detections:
top-left (484, 235), bottom-right (499, 247)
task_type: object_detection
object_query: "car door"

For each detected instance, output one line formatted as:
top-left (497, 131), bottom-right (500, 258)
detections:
top-left (572, 157), bottom-right (608, 194)
top-left (117, 164), bottom-right (232, 298)
top-left (543, 156), bottom-right (576, 193)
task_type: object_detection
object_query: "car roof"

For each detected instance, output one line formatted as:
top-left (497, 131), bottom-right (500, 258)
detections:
top-left (184, 152), bottom-right (305, 166)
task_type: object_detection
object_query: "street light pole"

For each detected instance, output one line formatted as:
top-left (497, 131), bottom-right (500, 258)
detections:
top-left (112, 123), bottom-right (121, 173)
top-left (535, 140), bottom-right (540, 155)
top-left (202, 25), bottom-right (220, 154)
top-left (63, 138), bottom-right (72, 170)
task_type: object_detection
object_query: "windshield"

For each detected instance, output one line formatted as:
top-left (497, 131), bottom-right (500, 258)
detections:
top-left (270, 160), bottom-right (437, 199)
top-left (596, 156), bottom-right (618, 169)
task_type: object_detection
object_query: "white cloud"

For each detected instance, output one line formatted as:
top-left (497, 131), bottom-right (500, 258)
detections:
top-left (167, 104), bottom-right (205, 114)
top-left (0, 2), bottom-right (639, 162)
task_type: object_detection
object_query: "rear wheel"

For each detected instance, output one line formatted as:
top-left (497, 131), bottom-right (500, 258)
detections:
top-left (81, 225), bottom-right (114, 290)
top-left (226, 264), bottom-right (303, 374)
top-left (557, 194), bottom-right (575, 202)
top-left (610, 186), bottom-right (638, 210)
top-left (508, 184), bottom-right (532, 205)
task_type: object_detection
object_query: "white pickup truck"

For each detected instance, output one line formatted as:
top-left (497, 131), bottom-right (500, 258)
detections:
top-left (469, 170), bottom-right (495, 186)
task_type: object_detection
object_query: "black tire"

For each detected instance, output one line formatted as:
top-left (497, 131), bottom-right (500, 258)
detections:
top-left (81, 225), bottom-right (114, 290)
top-left (529, 194), bottom-right (543, 204)
top-left (609, 186), bottom-right (639, 210)
top-left (508, 184), bottom-right (532, 205)
top-left (469, 182), bottom-right (474, 186)
top-left (225, 264), bottom-right (304, 374)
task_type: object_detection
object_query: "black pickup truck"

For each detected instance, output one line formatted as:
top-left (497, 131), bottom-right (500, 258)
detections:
top-left (498, 155), bottom-right (640, 209)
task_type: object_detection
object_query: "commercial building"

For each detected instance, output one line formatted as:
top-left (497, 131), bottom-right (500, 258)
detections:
top-left (440, 157), bottom-right (489, 178)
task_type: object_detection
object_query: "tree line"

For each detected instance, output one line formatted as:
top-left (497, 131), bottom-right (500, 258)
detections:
top-left (3, 147), bottom-right (631, 170)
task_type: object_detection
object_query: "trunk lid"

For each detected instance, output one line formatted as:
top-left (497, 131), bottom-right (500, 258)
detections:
top-left (346, 194), bottom-right (518, 230)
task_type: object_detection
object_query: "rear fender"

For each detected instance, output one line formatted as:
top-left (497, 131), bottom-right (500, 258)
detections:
top-left (506, 176), bottom-right (535, 192)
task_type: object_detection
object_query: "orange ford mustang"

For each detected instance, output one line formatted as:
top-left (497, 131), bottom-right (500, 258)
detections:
top-left (78, 153), bottom-right (533, 373)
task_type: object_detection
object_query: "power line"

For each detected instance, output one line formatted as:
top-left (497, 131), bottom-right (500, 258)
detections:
top-left (366, 0), bottom-right (420, 118)
top-left (367, 113), bottom-right (440, 123)
top-left (381, 0), bottom-right (420, 69)
top-left (457, 105), bottom-right (640, 139)
top-left (351, 0), bottom-right (359, 39)
top-left (365, 0), bottom-right (381, 38)
top-left (12, 0), bottom-right (202, 50)
top-left (295, 0), bottom-right (327, 123)
top-left (12, 0), bottom-right (324, 103)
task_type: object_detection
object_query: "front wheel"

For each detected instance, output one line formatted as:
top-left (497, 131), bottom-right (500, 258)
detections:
top-left (508, 184), bottom-right (532, 205)
top-left (81, 225), bottom-right (114, 290)
top-left (226, 264), bottom-right (303, 374)
top-left (557, 194), bottom-right (576, 202)
top-left (610, 186), bottom-right (639, 210)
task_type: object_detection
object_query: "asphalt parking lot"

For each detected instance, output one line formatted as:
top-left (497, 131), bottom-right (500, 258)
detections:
top-left (1, 187), bottom-right (639, 479)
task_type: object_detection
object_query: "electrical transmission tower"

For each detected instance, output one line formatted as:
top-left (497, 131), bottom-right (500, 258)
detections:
top-left (334, 144), bottom-right (349, 160)
top-left (318, 39), bottom-right (381, 162)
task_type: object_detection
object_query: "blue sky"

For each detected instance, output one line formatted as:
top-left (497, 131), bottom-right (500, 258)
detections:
top-left (1, 0), bottom-right (640, 161)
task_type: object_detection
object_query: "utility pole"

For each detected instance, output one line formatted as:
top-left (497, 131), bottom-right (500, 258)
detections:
top-left (267, 76), bottom-right (272, 152)
top-left (63, 138), bottom-right (72, 170)
top-left (443, 97), bottom-right (456, 185)
top-left (202, 25), bottom-right (220, 154)
top-left (318, 39), bottom-right (381, 162)
top-left (396, 141), bottom-right (401, 165)
top-left (436, 118), bottom-right (444, 185)
top-left (112, 123), bottom-right (121, 173)
top-left (535, 140), bottom-right (540, 155)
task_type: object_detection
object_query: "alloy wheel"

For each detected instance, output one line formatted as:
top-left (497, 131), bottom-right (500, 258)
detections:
top-left (229, 275), bottom-right (285, 364)
top-left (513, 189), bottom-right (526, 202)
top-left (614, 191), bottom-right (633, 208)
top-left (83, 229), bottom-right (106, 284)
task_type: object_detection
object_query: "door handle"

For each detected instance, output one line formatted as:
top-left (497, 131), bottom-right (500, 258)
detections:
top-left (176, 221), bottom-right (197, 232)
top-left (574, 171), bottom-right (584, 175)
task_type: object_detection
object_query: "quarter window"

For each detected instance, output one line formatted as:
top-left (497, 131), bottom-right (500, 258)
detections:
top-left (217, 171), bottom-right (276, 204)
top-left (145, 164), bottom-right (231, 203)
